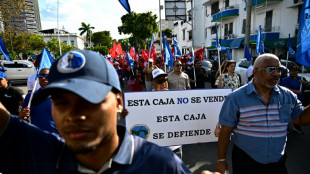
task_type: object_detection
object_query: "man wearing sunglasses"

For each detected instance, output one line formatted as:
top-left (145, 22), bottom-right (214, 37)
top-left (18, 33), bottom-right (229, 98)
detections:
top-left (213, 53), bottom-right (310, 174)
top-left (151, 68), bottom-right (182, 159)
top-left (168, 60), bottom-right (191, 90)
top-left (19, 68), bottom-right (59, 135)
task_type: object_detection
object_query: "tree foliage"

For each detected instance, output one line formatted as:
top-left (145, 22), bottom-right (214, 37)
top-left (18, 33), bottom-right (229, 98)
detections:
top-left (1, 32), bottom-right (46, 59)
top-left (78, 22), bottom-right (95, 46)
top-left (46, 37), bottom-right (76, 58)
top-left (88, 45), bottom-right (109, 55)
top-left (162, 28), bottom-right (172, 38)
top-left (118, 12), bottom-right (158, 49)
top-left (92, 31), bottom-right (112, 48)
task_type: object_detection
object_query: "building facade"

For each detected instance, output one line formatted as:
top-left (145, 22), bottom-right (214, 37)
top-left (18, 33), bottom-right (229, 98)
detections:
top-left (40, 28), bottom-right (86, 50)
top-left (172, 0), bottom-right (303, 62)
top-left (2, 0), bottom-right (42, 33)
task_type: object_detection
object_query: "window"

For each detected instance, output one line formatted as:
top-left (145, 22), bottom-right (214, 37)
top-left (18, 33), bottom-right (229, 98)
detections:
top-left (224, 24), bottom-right (229, 37)
top-left (189, 30), bottom-right (192, 40)
top-left (205, 7), bottom-right (208, 16)
top-left (242, 19), bottom-right (246, 34)
top-left (265, 11), bottom-right (273, 32)
top-left (183, 30), bottom-right (186, 40)
top-left (205, 28), bottom-right (208, 39)
top-left (225, 0), bottom-right (230, 8)
top-left (188, 10), bottom-right (192, 21)
top-left (71, 41), bottom-right (74, 45)
top-left (211, 2), bottom-right (219, 15)
top-left (211, 26), bottom-right (216, 34)
top-left (229, 22), bottom-right (233, 35)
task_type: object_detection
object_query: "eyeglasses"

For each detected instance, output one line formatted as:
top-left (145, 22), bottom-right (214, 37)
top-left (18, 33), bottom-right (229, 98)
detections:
top-left (258, 67), bottom-right (284, 74)
top-left (175, 64), bottom-right (182, 67)
top-left (155, 77), bottom-right (168, 84)
top-left (38, 74), bottom-right (49, 79)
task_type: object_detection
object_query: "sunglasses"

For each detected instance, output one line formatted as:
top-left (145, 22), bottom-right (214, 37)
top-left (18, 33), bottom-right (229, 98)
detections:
top-left (38, 74), bottom-right (49, 79)
top-left (258, 67), bottom-right (284, 74)
top-left (175, 64), bottom-right (182, 67)
top-left (155, 77), bottom-right (168, 84)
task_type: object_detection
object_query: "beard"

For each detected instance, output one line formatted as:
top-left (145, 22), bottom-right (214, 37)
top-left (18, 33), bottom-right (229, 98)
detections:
top-left (67, 138), bottom-right (104, 155)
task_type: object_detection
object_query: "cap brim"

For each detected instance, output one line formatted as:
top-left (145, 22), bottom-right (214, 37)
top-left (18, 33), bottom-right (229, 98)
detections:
top-left (31, 78), bottom-right (112, 106)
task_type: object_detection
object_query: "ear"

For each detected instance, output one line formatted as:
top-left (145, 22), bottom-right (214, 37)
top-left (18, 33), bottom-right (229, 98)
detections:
top-left (116, 93), bottom-right (123, 113)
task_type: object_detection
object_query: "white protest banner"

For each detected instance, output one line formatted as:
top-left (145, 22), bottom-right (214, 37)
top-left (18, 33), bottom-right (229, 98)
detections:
top-left (124, 88), bottom-right (232, 147)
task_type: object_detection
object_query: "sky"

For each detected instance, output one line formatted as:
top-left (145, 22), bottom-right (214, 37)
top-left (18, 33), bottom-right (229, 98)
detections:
top-left (38, 0), bottom-right (165, 40)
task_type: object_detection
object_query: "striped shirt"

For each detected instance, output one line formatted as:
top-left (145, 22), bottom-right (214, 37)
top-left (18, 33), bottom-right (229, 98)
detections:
top-left (219, 82), bottom-right (303, 164)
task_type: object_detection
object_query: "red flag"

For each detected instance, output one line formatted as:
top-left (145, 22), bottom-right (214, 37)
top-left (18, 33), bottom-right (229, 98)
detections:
top-left (151, 45), bottom-right (157, 62)
top-left (109, 47), bottom-right (116, 58)
top-left (117, 43), bottom-right (123, 56)
top-left (130, 47), bottom-right (135, 58)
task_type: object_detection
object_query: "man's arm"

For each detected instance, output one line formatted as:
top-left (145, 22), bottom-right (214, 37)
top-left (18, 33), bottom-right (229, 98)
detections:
top-left (294, 105), bottom-right (310, 126)
top-left (0, 102), bottom-right (10, 134)
top-left (215, 125), bottom-right (233, 174)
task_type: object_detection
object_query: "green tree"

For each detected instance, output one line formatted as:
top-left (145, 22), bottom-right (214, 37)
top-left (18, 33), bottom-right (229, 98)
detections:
top-left (89, 45), bottom-right (109, 55)
top-left (78, 22), bottom-right (95, 47)
top-left (118, 12), bottom-right (158, 49)
top-left (1, 32), bottom-right (46, 59)
top-left (92, 31), bottom-right (112, 47)
top-left (162, 28), bottom-right (172, 38)
top-left (46, 37), bottom-right (76, 58)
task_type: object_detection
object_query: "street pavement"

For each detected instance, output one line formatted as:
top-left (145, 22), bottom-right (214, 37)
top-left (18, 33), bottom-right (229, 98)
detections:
top-left (14, 83), bottom-right (310, 174)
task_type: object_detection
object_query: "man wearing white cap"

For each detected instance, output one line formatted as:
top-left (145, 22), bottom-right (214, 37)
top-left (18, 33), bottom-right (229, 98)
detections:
top-left (143, 58), bottom-right (157, 91)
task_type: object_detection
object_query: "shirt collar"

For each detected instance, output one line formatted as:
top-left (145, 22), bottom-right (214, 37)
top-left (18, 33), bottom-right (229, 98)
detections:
top-left (246, 80), bottom-right (280, 95)
top-left (56, 125), bottom-right (134, 172)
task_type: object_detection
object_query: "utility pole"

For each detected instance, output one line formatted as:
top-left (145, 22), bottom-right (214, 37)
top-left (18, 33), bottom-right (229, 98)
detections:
top-left (191, 0), bottom-right (194, 48)
top-left (57, 0), bottom-right (62, 56)
top-left (245, 0), bottom-right (252, 48)
top-left (159, 0), bottom-right (163, 55)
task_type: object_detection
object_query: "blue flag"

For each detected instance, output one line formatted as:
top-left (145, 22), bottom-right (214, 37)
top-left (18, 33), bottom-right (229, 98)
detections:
top-left (118, 0), bottom-right (131, 14)
top-left (215, 22), bottom-right (220, 48)
top-left (173, 39), bottom-right (182, 57)
top-left (244, 44), bottom-right (253, 61)
top-left (149, 33), bottom-right (154, 52)
top-left (287, 34), bottom-right (296, 58)
top-left (37, 48), bottom-right (54, 77)
top-left (226, 48), bottom-right (232, 60)
top-left (296, 0), bottom-right (310, 68)
top-left (0, 36), bottom-right (12, 61)
top-left (162, 33), bottom-right (174, 68)
top-left (191, 46), bottom-right (195, 59)
top-left (126, 52), bottom-right (134, 69)
top-left (256, 25), bottom-right (264, 55)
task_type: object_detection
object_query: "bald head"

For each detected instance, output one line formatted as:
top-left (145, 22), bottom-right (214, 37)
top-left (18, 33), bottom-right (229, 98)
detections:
top-left (254, 53), bottom-right (280, 68)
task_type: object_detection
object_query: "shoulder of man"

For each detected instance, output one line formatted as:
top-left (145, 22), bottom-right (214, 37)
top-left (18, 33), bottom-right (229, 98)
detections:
top-left (131, 136), bottom-right (191, 173)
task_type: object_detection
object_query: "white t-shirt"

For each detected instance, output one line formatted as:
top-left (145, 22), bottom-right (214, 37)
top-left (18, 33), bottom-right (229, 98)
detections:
top-left (27, 73), bottom-right (41, 91)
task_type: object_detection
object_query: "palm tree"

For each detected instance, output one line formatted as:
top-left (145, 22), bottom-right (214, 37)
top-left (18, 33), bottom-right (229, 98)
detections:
top-left (78, 22), bottom-right (95, 47)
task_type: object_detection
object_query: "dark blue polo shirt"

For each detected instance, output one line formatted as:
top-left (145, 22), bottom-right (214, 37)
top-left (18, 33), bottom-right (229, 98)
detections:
top-left (0, 115), bottom-right (192, 174)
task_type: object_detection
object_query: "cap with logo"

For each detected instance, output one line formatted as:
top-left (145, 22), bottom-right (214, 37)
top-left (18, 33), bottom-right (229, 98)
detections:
top-left (151, 69), bottom-right (167, 81)
top-left (32, 50), bottom-right (121, 105)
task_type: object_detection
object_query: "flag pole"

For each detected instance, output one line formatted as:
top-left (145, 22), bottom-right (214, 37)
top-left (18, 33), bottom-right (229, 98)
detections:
top-left (300, 66), bottom-right (304, 91)
top-left (285, 51), bottom-right (289, 68)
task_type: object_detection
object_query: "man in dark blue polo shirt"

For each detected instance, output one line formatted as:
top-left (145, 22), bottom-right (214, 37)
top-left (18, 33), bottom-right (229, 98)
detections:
top-left (0, 50), bottom-right (192, 174)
